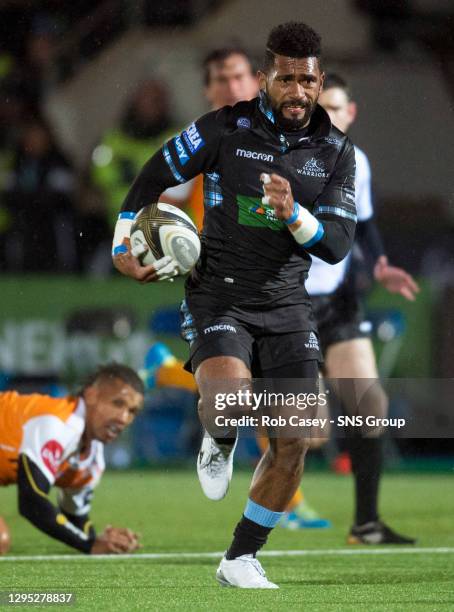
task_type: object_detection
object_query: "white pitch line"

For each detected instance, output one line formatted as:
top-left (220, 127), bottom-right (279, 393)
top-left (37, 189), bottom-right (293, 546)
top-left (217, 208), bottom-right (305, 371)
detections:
top-left (1, 547), bottom-right (454, 562)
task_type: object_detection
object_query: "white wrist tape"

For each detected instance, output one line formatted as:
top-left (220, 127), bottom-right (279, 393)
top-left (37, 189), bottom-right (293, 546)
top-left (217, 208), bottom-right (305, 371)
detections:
top-left (261, 173), bottom-right (271, 205)
top-left (261, 173), bottom-right (271, 185)
top-left (112, 212), bottom-right (135, 255)
top-left (288, 204), bottom-right (324, 247)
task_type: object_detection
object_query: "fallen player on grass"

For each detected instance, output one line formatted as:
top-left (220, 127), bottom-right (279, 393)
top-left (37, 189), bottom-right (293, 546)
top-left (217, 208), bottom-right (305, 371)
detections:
top-left (0, 363), bottom-right (143, 555)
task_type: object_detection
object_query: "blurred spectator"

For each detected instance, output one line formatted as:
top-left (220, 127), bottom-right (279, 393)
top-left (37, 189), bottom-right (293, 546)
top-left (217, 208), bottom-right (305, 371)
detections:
top-left (168, 47), bottom-right (259, 230)
top-left (0, 82), bottom-right (30, 270)
top-left (74, 179), bottom-right (112, 277)
top-left (0, 82), bottom-right (29, 149)
top-left (12, 16), bottom-right (67, 112)
top-left (90, 79), bottom-right (179, 230)
top-left (3, 116), bottom-right (78, 272)
top-left (144, 0), bottom-right (194, 26)
top-left (143, 0), bottom-right (221, 27)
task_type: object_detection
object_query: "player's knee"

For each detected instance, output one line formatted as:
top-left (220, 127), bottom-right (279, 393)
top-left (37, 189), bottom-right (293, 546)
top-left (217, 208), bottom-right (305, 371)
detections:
top-left (198, 380), bottom-right (252, 423)
top-left (197, 396), bottom-right (237, 439)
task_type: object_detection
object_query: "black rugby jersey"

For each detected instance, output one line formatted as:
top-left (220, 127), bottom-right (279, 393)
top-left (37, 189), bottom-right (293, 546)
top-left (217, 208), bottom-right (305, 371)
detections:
top-left (121, 93), bottom-right (356, 307)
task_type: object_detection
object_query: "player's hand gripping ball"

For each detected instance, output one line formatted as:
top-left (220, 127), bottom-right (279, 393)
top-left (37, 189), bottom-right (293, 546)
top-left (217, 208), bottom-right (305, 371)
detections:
top-left (130, 203), bottom-right (201, 277)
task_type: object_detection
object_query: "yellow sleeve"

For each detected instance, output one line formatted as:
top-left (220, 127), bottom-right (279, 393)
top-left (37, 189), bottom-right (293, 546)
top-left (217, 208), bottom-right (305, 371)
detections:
top-left (155, 361), bottom-right (198, 394)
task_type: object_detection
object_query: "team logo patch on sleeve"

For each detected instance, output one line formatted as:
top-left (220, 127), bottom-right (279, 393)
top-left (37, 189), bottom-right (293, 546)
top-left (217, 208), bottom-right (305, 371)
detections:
top-left (174, 136), bottom-right (190, 165)
top-left (322, 136), bottom-right (342, 148)
top-left (41, 440), bottom-right (64, 475)
top-left (341, 175), bottom-right (356, 206)
top-left (182, 122), bottom-right (205, 154)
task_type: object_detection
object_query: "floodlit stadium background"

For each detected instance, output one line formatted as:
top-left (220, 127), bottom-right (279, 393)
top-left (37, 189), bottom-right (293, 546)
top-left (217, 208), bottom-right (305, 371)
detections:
top-left (1, 0), bottom-right (454, 470)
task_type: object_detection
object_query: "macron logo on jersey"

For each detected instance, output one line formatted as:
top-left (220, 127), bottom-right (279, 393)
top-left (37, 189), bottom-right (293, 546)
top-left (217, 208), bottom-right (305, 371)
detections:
top-left (174, 136), bottom-right (190, 166)
top-left (236, 149), bottom-right (274, 162)
top-left (182, 123), bottom-right (205, 154)
top-left (203, 324), bottom-right (237, 335)
top-left (41, 439), bottom-right (64, 475)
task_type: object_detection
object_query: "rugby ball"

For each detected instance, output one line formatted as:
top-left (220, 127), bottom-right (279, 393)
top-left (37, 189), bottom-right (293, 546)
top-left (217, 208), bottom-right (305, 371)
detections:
top-left (130, 203), bottom-right (200, 275)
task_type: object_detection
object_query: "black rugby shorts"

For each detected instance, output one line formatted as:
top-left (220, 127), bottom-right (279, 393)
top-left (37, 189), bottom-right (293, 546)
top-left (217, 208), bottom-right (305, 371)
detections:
top-left (180, 294), bottom-right (322, 374)
top-left (311, 283), bottom-right (371, 351)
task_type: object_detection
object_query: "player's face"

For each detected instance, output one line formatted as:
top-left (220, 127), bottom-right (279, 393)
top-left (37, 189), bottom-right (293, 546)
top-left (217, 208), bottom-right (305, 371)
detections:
top-left (84, 378), bottom-right (144, 444)
top-left (318, 86), bottom-right (356, 133)
top-left (205, 54), bottom-right (259, 109)
top-left (260, 54), bottom-right (324, 130)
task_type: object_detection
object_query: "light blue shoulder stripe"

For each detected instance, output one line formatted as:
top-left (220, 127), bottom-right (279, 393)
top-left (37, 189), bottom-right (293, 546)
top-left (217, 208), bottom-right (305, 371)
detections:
top-left (314, 205), bottom-right (357, 222)
top-left (163, 143), bottom-right (185, 184)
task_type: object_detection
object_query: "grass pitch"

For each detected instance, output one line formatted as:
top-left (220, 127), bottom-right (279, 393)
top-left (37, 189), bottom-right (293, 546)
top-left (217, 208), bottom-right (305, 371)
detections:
top-left (1, 470), bottom-right (454, 610)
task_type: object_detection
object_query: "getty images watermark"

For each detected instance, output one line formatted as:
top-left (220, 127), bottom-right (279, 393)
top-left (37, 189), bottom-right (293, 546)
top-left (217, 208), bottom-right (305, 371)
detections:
top-left (213, 388), bottom-right (405, 431)
top-left (202, 378), bottom-right (454, 438)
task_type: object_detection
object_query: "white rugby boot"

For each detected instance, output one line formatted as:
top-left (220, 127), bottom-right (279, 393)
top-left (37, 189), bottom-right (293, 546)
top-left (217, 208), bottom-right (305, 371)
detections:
top-left (197, 433), bottom-right (237, 500)
top-left (216, 554), bottom-right (279, 589)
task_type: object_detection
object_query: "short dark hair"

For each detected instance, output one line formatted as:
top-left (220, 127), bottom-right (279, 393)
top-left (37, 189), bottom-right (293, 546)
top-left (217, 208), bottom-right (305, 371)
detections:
top-left (323, 73), bottom-right (353, 101)
top-left (264, 21), bottom-right (322, 72)
top-left (202, 46), bottom-right (253, 86)
top-left (81, 363), bottom-right (145, 396)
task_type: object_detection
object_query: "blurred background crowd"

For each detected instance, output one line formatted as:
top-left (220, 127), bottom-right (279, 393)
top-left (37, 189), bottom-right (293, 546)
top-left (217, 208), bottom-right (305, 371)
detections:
top-left (0, 0), bottom-right (453, 276)
top-left (0, 0), bottom-right (218, 274)
top-left (0, 0), bottom-right (453, 465)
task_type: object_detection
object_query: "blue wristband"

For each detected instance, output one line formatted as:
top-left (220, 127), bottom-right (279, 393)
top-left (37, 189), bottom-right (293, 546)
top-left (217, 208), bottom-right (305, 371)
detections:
top-left (118, 211), bottom-right (136, 220)
top-left (284, 202), bottom-right (300, 225)
top-left (113, 244), bottom-right (128, 255)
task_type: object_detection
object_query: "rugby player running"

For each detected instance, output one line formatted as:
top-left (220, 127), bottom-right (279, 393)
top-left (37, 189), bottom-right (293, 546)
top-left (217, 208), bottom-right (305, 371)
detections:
top-left (194, 46), bottom-right (330, 528)
top-left (113, 22), bottom-right (356, 588)
top-left (148, 44), bottom-right (328, 527)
